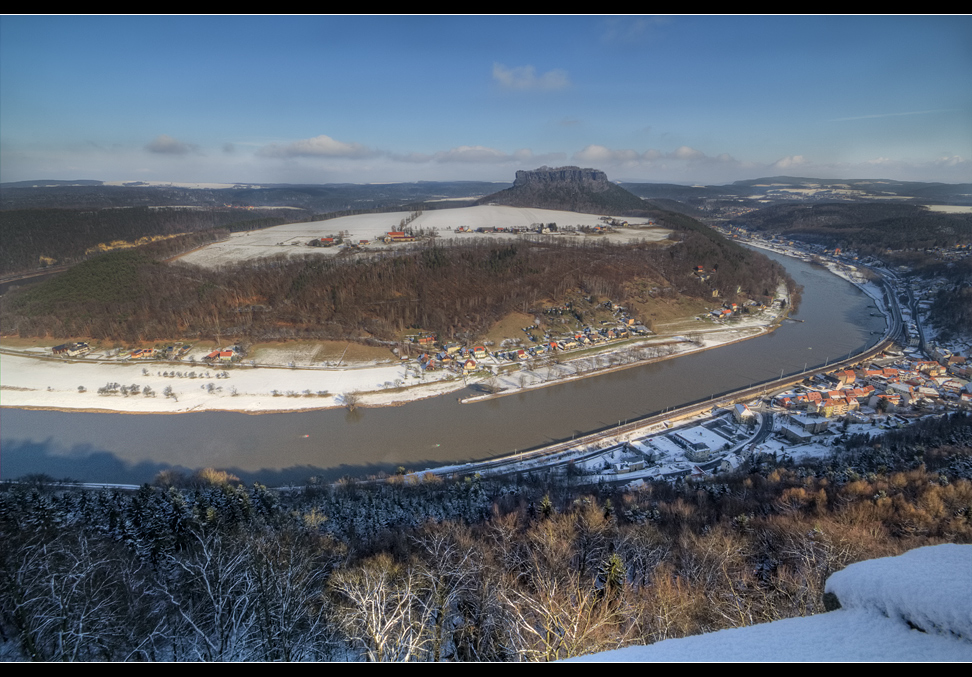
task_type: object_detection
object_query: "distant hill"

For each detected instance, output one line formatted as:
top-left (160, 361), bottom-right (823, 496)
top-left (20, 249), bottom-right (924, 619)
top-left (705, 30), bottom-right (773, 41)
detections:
top-left (477, 166), bottom-right (651, 215)
top-left (0, 180), bottom-right (507, 212)
top-left (733, 202), bottom-right (972, 251)
top-left (622, 176), bottom-right (972, 206)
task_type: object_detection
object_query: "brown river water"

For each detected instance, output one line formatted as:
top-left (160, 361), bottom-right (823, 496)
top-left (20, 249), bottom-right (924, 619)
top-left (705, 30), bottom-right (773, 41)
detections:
top-left (0, 250), bottom-right (887, 485)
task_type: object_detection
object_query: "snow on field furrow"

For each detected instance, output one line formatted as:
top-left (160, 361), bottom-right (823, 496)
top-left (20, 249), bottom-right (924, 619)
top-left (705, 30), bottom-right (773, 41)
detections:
top-left (179, 205), bottom-right (669, 268)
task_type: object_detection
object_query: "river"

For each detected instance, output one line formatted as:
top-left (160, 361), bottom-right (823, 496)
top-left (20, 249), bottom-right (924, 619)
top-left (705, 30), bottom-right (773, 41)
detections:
top-left (0, 251), bottom-right (887, 485)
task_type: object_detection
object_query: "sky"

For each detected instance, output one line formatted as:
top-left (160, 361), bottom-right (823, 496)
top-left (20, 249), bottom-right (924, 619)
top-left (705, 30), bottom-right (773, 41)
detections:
top-left (2, 15), bottom-right (970, 186)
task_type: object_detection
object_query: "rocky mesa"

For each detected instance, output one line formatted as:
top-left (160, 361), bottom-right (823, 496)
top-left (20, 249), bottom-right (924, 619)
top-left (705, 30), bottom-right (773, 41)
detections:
top-left (478, 165), bottom-right (651, 215)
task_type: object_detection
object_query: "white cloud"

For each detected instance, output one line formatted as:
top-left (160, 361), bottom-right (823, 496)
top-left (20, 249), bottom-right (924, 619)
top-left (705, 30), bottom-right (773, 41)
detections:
top-left (672, 145), bottom-right (704, 161)
top-left (933, 154), bottom-right (967, 167)
top-left (259, 134), bottom-right (375, 159)
top-left (772, 155), bottom-right (808, 169)
top-left (492, 63), bottom-right (570, 91)
top-left (573, 145), bottom-right (732, 166)
top-left (145, 134), bottom-right (196, 155)
top-left (387, 146), bottom-right (565, 166)
top-left (391, 151), bottom-right (435, 164)
top-left (434, 145), bottom-right (511, 163)
top-left (574, 145), bottom-right (640, 164)
top-left (433, 146), bottom-right (553, 164)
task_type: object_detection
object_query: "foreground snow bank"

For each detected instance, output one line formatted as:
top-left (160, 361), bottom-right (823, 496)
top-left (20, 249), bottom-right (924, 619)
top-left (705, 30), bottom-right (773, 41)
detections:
top-left (826, 543), bottom-right (972, 643)
top-left (571, 544), bottom-right (972, 662)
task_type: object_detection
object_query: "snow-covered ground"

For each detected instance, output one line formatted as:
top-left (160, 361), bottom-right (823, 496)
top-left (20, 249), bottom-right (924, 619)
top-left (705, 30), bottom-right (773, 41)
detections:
top-left (0, 312), bottom-right (781, 415)
top-left (178, 205), bottom-right (670, 268)
top-left (0, 351), bottom-right (467, 413)
top-left (570, 544), bottom-right (972, 662)
top-left (0, 213), bottom-right (789, 416)
top-left (0, 275), bottom-right (788, 415)
top-left (413, 408), bottom-right (762, 486)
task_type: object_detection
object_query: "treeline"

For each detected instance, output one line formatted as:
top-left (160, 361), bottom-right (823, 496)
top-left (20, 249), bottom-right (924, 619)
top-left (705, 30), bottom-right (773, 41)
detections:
top-left (925, 257), bottom-right (972, 340)
top-left (735, 203), bottom-right (972, 252)
top-left (0, 207), bottom-right (304, 277)
top-left (2, 432), bottom-right (970, 661)
top-left (0, 182), bottom-right (506, 218)
top-left (1, 229), bottom-right (794, 344)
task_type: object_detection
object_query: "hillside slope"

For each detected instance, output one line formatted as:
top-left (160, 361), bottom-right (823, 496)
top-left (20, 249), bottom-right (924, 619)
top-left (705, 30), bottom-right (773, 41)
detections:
top-left (478, 166), bottom-right (650, 214)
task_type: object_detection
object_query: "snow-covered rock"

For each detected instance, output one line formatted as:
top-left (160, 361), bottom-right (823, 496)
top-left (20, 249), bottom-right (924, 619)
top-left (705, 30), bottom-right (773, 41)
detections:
top-left (570, 544), bottom-right (972, 662)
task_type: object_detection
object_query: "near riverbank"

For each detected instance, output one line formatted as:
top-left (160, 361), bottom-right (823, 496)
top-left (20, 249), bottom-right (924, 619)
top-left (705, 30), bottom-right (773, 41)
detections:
top-left (0, 289), bottom-right (789, 415)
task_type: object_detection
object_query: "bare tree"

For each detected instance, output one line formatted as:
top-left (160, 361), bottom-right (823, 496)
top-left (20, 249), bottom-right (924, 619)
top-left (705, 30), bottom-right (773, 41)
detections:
top-left (247, 531), bottom-right (336, 661)
top-left (500, 561), bottom-right (631, 661)
top-left (3, 534), bottom-right (128, 661)
top-left (154, 526), bottom-right (256, 661)
top-left (328, 553), bottom-right (433, 662)
top-left (342, 391), bottom-right (361, 412)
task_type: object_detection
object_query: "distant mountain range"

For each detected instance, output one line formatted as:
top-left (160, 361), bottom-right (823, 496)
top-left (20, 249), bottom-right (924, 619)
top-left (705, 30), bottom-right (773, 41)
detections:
top-left (3, 174), bottom-right (969, 213)
top-left (621, 176), bottom-right (972, 206)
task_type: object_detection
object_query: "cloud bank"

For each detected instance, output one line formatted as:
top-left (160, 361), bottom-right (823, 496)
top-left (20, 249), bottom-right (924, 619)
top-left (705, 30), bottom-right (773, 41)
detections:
top-left (145, 135), bottom-right (197, 155)
top-left (259, 134), bottom-right (376, 159)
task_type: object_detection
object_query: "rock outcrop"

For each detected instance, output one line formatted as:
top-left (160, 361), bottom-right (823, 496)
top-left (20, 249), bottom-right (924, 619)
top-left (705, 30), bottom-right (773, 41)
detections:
top-left (478, 166), bottom-right (650, 214)
top-left (513, 166), bottom-right (610, 189)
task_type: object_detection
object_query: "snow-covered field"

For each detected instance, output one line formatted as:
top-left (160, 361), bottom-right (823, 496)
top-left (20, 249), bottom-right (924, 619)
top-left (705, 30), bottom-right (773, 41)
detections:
top-left (1, 219), bottom-right (788, 417)
top-left (0, 280), bottom-right (786, 415)
top-left (926, 205), bottom-right (972, 214)
top-left (571, 544), bottom-right (972, 661)
top-left (0, 318), bottom-right (773, 416)
top-left (178, 205), bottom-right (671, 268)
top-left (0, 351), bottom-right (467, 414)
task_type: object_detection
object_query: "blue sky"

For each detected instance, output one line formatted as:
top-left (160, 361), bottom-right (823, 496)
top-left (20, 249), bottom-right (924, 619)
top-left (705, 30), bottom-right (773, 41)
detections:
top-left (2, 15), bottom-right (970, 186)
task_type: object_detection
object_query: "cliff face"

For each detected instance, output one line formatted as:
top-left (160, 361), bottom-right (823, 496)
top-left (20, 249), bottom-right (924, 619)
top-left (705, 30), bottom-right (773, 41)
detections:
top-left (513, 166), bottom-right (610, 190)
top-left (479, 166), bottom-right (649, 214)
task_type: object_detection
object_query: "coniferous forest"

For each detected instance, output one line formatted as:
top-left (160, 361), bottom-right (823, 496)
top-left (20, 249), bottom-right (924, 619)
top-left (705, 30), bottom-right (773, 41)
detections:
top-left (2, 413), bottom-right (971, 661)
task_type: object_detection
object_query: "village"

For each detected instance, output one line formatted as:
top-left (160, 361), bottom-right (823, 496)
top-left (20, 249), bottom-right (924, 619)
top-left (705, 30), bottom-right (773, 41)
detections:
top-left (4, 211), bottom-right (970, 490)
top-left (6, 271), bottom-right (780, 415)
top-left (399, 230), bottom-right (972, 487)
top-left (410, 343), bottom-right (972, 490)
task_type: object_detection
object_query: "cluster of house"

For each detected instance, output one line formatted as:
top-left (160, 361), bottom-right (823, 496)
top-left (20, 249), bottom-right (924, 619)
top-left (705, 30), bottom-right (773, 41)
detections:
top-left (710, 301), bottom-right (743, 319)
top-left (774, 356), bottom-right (970, 424)
top-left (413, 341), bottom-right (488, 373)
top-left (408, 315), bottom-right (656, 375)
top-left (454, 223), bottom-right (556, 235)
top-left (450, 222), bottom-right (629, 236)
top-left (310, 230), bottom-right (420, 248)
top-left (128, 348), bottom-right (157, 359)
top-left (51, 341), bottom-right (91, 357)
top-left (203, 345), bottom-right (243, 363)
top-left (125, 344), bottom-right (193, 360)
top-left (379, 231), bottom-right (415, 244)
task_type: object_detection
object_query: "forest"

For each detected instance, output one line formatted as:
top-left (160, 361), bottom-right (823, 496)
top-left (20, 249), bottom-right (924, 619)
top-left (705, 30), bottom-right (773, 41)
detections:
top-left (2, 412), bottom-right (970, 661)
top-left (733, 203), bottom-right (972, 253)
top-left (0, 207), bottom-right (300, 277)
top-left (1, 211), bottom-right (796, 345)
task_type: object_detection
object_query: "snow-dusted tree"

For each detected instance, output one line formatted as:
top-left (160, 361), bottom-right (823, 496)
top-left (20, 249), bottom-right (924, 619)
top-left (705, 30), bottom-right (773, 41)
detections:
top-left (153, 525), bottom-right (256, 661)
top-left (499, 556), bottom-right (631, 662)
top-left (2, 533), bottom-right (130, 660)
top-left (328, 553), bottom-right (433, 661)
top-left (247, 530), bottom-right (337, 661)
